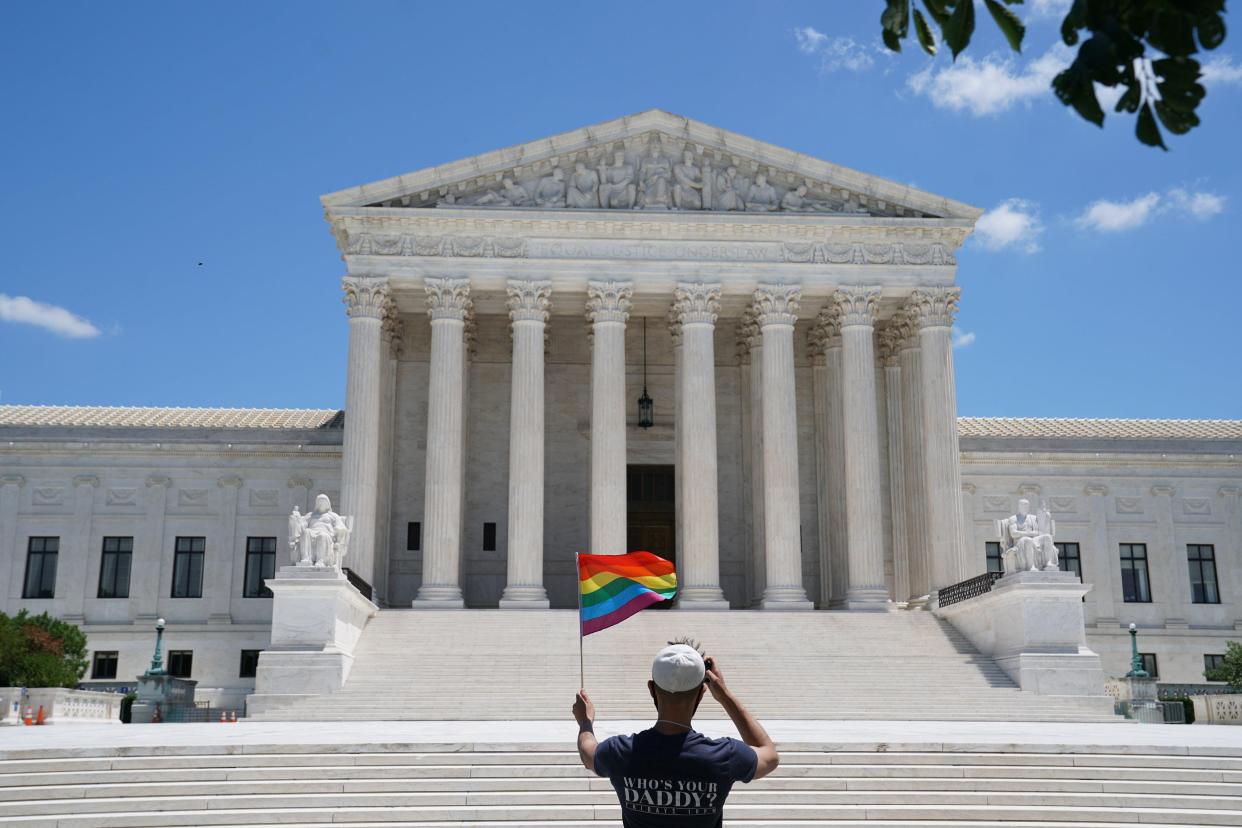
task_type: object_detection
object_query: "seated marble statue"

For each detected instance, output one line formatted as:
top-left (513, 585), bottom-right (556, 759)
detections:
top-left (745, 173), bottom-right (779, 212)
top-left (714, 166), bottom-right (745, 211)
top-left (780, 183), bottom-right (834, 212)
top-left (534, 168), bottom-right (566, 207)
top-left (567, 161), bottom-right (599, 208)
top-left (289, 494), bottom-right (353, 568)
top-left (473, 177), bottom-right (532, 207)
top-left (598, 150), bottom-right (636, 209)
top-left (997, 498), bottom-right (1058, 574)
top-left (637, 142), bottom-right (673, 209)
top-left (672, 149), bottom-right (704, 210)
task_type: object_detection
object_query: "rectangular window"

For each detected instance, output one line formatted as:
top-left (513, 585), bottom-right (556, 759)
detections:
top-left (1139, 653), bottom-right (1158, 678)
top-left (239, 649), bottom-right (261, 678)
top-left (168, 650), bottom-right (193, 678)
top-left (171, 537), bottom-right (205, 598)
top-left (90, 651), bottom-right (119, 680)
top-left (985, 542), bottom-right (1003, 574)
top-left (1058, 542), bottom-right (1082, 581)
top-left (1187, 544), bottom-right (1220, 604)
top-left (22, 537), bottom-right (59, 599)
top-left (1120, 543), bottom-right (1152, 603)
top-left (407, 521), bottom-right (421, 551)
top-left (97, 536), bottom-right (133, 599)
top-left (243, 537), bottom-right (277, 598)
top-left (483, 522), bottom-right (497, 552)
top-left (1205, 654), bottom-right (1225, 678)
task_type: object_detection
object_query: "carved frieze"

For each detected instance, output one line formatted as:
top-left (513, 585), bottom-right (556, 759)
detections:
top-left (178, 488), bottom-right (209, 507)
top-left (249, 488), bottom-right (280, 508)
top-left (106, 487), bottom-right (138, 506)
top-left (32, 487), bottom-right (64, 506)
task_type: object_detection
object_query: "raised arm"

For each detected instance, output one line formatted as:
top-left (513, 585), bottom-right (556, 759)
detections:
top-left (572, 690), bottom-right (598, 771)
top-left (704, 657), bottom-right (779, 780)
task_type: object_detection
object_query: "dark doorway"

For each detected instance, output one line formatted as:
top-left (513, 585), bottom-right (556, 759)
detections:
top-left (627, 465), bottom-right (676, 607)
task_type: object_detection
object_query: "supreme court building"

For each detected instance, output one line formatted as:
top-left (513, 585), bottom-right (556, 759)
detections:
top-left (2, 111), bottom-right (1240, 704)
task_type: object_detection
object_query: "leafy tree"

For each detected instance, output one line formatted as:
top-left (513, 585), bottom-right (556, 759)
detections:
top-left (880, 0), bottom-right (1229, 149)
top-left (1204, 640), bottom-right (1242, 690)
top-left (0, 610), bottom-right (88, 689)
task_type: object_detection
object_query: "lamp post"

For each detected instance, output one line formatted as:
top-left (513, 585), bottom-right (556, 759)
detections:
top-left (1125, 622), bottom-right (1150, 678)
top-left (637, 317), bottom-right (654, 429)
top-left (147, 617), bottom-right (167, 676)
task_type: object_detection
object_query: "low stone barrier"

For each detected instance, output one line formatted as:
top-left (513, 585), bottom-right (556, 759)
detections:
top-left (1191, 694), bottom-right (1242, 725)
top-left (0, 687), bottom-right (122, 725)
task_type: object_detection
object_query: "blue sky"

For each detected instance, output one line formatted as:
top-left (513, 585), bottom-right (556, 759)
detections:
top-left (1, 1), bottom-right (1239, 419)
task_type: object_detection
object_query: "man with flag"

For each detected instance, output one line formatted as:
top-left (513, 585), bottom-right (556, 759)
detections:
top-left (571, 552), bottom-right (780, 826)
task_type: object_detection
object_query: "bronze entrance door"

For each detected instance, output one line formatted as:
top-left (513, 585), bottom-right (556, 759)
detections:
top-left (626, 465), bottom-right (676, 607)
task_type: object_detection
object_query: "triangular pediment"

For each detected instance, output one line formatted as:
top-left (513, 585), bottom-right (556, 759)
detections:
top-left (321, 109), bottom-right (980, 221)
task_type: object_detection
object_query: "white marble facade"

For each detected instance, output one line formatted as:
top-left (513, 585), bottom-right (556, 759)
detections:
top-left (1, 112), bottom-right (1240, 702)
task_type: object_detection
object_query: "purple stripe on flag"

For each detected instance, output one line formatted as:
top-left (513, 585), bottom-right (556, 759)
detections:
top-left (581, 589), bottom-right (667, 636)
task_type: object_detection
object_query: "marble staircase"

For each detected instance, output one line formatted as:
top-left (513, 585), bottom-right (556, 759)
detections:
top-left (251, 609), bottom-right (1116, 722)
top-left (2, 740), bottom-right (1240, 826)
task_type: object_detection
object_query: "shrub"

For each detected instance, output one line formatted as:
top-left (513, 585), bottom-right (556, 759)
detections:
top-left (119, 691), bottom-right (137, 723)
top-left (0, 610), bottom-right (88, 689)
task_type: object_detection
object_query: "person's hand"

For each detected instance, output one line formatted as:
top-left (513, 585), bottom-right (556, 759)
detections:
top-left (573, 689), bottom-right (595, 727)
top-left (703, 656), bottom-right (730, 702)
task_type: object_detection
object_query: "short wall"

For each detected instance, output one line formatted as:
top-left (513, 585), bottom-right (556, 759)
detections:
top-left (1192, 694), bottom-right (1242, 725)
top-left (0, 687), bottom-right (122, 724)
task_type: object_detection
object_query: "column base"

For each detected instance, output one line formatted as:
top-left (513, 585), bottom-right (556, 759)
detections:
top-left (412, 584), bottom-right (465, 609)
top-left (845, 586), bottom-right (893, 610)
top-left (760, 586), bottom-right (813, 610)
top-left (676, 586), bottom-right (730, 610)
top-left (499, 585), bottom-right (550, 609)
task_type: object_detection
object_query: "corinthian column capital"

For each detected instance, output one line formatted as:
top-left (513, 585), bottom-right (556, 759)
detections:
top-left (342, 277), bottom-right (393, 320)
top-left (752, 284), bottom-right (802, 327)
top-left (736, 308), bottom-right (760, 360)
top-left (809, 302), bottom-right (843, 355)
top-left (425, 277), bottom-right (473, 321)
top-left (667, 306), bottom-right (683, 347)
top-left (507, 279), bottom-right (552, 324)
top-left (905, 286), bottom-right (961, 329)
top-left (832, 285), bottom-right (881, 329)
top-left (586, 280), bottom-right (633, 325)
top-left (672, 282), bottom-right (722, 326)
top-left (877, 321), bottom-right (906, 367)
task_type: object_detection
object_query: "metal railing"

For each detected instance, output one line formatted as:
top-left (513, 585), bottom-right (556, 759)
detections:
top-left (342, 567), bottom-right (374, 601)
top-left (937, 571), bottom-right (1004, 608)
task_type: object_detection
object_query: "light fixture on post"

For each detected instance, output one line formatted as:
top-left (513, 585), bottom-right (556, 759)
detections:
top-left (637, 317), bottom-right (654, 429)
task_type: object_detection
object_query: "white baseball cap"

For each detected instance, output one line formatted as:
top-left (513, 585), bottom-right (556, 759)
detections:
top-left (651, 644), bottom-right (706, 693)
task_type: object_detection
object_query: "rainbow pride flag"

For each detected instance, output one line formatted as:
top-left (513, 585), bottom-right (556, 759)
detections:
top-left (578, 551), bottom-right (677, 636)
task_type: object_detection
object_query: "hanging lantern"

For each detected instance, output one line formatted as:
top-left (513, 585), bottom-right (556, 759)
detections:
top-left (638, 317), bottom-right (654, 429)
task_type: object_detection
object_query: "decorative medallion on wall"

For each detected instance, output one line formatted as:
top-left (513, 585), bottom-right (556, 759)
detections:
top-left (32, 487), bottom-right (64, 506)
top-left (249, 488), bottom-right (280, 508)
top-left (1115, 497), bottom-right (1144, 515)
top-left (1049, 496), bottom-right (1077, 513)
top-left (982, 495), bottom-right (1011, 512)
top-left (178, 488), bottom-right (209, 507)
top-left (1182, 498), bottom-right (1211, 515)
top-left (106, 488), bottom-right (138, 506)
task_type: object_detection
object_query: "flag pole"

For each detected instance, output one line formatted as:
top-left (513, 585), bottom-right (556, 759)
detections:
top-left (575, 553), bottom-right (584, 689)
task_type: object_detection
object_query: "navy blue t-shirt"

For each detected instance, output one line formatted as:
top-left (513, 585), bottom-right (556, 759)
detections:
top-left (593, 729), bottom-right (758, 827)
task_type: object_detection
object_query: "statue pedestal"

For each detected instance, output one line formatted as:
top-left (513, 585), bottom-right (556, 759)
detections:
top-left (935, 571), bottom-right (1112, 711)
top-left (1121, 675), bottom-right (1164, 723)
top-left (246, 566), bottom-right (376, 716)
top-left (131, 674), bottom-right (197, 723)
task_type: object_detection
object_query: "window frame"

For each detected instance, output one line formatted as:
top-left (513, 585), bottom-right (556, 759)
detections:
top-left (22, 536), bottom-right (59, 599)
top-left (984, 541), bottom-right (1003, 574)
top-left (242, 536), bottom-right (277, 599)
top-left (1204, 653), bottom-right (1225, 678)
top-left (407, 521), bottom-right (421, 551)
top-left (239, 649), bottom-right (261, 679)
top-left (483, 522), bottom-right (497, 552)
top-left (90, 650), bottom-right (119, 680)
top-left (1119, 543), bottom-right (1152, 603)
top-left (167, 650), bottom-right (193, 679)
top-left (1139, 652), bottom-right (1158, 678)
top-left (1187, 544), bottom-right (1220, 604)
top-left (97, 536), bottom-right (133, 599)
top-left (171, 536), bottom-right (205, 599)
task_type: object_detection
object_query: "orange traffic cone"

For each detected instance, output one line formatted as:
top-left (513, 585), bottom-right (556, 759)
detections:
top-left (35, 705), bottom-right (45, 725)
top-left (219, 711), bottom-right (226, 723)
top-left (22, 706), bottom-right (32, 726)
top-left (230, 711), bottom-right (237, 723)
top-left (152, 703), bottom-right (162, 723)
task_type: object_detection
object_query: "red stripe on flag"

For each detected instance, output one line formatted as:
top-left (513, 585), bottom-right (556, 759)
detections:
top-left (577, 551), bottom-right (675, 580)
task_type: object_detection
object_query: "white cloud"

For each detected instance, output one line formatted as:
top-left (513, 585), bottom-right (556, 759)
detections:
top-left (1074, 187), bottom-right (1225, 232)
top-left (1201, 55), bottom-right (1242, 87)
top-left (1028, 0), bottom-right (1072, 20)
top-left (906, 44), bottom-right (1070, 116)
top-left (952, 327), bottom-right (976, 349)
top-left (794, 26), bottom-right (879, 73)
top-left (0, 294), bottom-right (101, 339)
top-left (974, 198), bottom-right (1044, 253)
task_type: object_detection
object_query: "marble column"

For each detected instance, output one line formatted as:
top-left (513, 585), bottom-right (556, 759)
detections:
top-left (586, 281), bottom-right (632, 556)
top-left (60, 475), bottom-right (98, 623)
top-left (340, 277), bottom-right (392, 590)
top-left (374, 313), bottom-right (403, 607)
top-left (808, 329), bottom-right (830, 608)
top-left (209, 475), bottom-right (242, 623)
top-left (132, 475), bottom-right (171, 622)
top-left (672, 283), bottom-right (729, 609)
top-left (413, 278), bottom-right (472, 608)
top-left (907, 287), bottom-right (968, 592)
top-left (755, 284), bottom-right (813, 609)
top-left (897, 318), bottom-right (931, 601)
top-left (812, 305), bottom-right (848, 608)
top-left (500, 280), bottom-right (552, 608)
top-left (669, 309), bottom-right (684, 568)
top-left (0, 475), bottom-right (24, 612)
top-left (834, 286), bottom-right (890, 609)
top-left (879, 327), bottom-right (911, 605)
top-left (739, 312), bottom-right (766, 605)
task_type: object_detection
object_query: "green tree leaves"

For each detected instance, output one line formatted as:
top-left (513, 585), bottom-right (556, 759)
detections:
top-left (0, 610), bottom-right (89, 689)
top-left (1204, 641), bottom-right (1242, 691)
top-left (880, 0), bottom-right (1228, 149)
